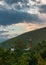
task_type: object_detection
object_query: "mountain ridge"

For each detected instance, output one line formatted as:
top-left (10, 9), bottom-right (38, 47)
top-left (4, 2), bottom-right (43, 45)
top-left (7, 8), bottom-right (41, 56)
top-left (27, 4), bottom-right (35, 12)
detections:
top-left (0, 27), bottom-right (46, 49)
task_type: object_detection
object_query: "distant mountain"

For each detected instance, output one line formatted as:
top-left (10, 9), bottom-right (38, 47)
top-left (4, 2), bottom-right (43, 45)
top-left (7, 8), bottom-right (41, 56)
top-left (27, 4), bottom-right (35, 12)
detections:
top-left (0, 27), bottom-right (46, 49)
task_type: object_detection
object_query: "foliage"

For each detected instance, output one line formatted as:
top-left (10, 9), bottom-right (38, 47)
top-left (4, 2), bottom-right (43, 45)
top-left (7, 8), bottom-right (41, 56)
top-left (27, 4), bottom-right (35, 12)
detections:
top-left (0, 40), bottom-right (46, 65)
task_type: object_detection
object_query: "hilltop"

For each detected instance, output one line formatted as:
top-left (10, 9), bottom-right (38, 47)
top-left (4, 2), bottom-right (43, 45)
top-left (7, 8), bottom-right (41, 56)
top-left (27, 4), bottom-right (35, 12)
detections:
top-left (0, 27), bottom-right (46, 49)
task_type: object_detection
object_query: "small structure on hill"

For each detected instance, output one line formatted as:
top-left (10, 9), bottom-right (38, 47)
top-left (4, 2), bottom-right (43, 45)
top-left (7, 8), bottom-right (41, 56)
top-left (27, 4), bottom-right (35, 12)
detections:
top-left (11, 47), bottom-right (15, 52)
top-left (10, 38), bottom-right (32, 51)
top-left (24, 48), bottom-right (30, 51)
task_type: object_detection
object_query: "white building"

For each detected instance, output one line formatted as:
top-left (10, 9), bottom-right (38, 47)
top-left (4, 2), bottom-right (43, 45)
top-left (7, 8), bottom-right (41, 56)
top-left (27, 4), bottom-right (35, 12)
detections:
top-left (11, 48), bottom-right (15, 52)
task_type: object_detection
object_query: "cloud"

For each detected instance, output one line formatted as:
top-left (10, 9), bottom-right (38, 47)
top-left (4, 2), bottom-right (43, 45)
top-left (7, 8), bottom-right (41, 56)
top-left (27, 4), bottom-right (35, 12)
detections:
top-left (0, 0), bottom-right (42, 25)
top-left (0, 0), bottom-right (46, 26)
top-left (41, 0), bottom-right (46, 4)
top-left (4, 0), bottom-right (25, 4)
top-left (0, 22), bottom-right (46, 41)
top-left (0, 30), bottom-right (8, 34)
top-left (0, 10), bottom-right (42, 25)
top-left (4, 0), bottom-right (41, 5)
top-left (39, 0), bottom-right (46, 14)
top-left (0, 0), bottom-right (40, 11)
top-left (39, 5), bottom-right (46, 13)
top-left (0, 0), bottom-right (12, 10)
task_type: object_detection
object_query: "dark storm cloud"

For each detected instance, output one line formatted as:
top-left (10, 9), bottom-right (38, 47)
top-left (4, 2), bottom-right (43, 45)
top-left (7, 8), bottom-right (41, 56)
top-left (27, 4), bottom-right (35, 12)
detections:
top-left (39, 5), bottom-right (46, 13)
top-left (0, 10), bottom-right (42, 25)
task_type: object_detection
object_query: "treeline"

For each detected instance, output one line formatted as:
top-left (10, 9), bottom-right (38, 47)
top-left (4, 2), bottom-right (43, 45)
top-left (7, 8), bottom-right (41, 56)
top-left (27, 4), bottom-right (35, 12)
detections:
top-left (0, 40), bottom-right (46, 65)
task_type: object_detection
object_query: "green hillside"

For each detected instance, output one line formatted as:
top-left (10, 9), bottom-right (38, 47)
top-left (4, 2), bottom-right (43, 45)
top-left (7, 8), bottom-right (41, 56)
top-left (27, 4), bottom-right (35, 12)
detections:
top-left (0, 27), bottom-right (46, 49)
top-left (0, 40), bottom-right (46, 65)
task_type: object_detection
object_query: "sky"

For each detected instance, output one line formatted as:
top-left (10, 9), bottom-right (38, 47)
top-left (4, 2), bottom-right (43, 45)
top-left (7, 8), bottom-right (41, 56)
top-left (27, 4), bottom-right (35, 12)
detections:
top-left (0, 0), bottom-right (46, 42)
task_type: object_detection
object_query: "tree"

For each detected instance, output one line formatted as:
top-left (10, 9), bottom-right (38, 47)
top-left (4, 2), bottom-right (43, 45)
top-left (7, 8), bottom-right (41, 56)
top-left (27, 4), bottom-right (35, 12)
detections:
top-left (15, 39), bottom-right (25, 50)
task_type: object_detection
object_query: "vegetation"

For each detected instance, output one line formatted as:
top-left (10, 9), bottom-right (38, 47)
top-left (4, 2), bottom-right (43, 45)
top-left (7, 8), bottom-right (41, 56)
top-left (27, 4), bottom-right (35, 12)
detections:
top-left (0, 40), bottom-right (46, 65)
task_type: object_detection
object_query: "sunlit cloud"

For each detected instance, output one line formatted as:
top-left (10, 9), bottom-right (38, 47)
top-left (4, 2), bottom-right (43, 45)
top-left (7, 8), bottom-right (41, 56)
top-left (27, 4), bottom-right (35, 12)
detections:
top-left (0, 22), bottom-right (46, 40)
top-left (41, 0), bottom-right (46, 4)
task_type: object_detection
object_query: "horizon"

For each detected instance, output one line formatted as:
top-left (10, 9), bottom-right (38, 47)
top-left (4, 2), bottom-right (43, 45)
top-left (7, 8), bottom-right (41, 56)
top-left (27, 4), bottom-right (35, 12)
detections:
top-left (0, 26), bottom-right (46, 43)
